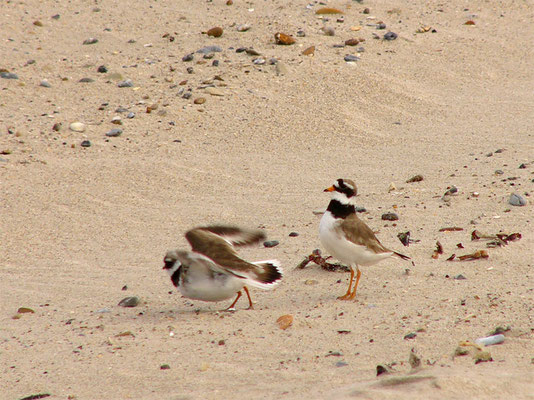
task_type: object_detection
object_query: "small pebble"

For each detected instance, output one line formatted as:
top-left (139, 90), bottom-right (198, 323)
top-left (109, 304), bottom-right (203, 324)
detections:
top-left (194, 97), bottom-right (206, 105)
top-left (106, 128), bottom-right (123, 137)
top-left (335, 361), bottom-right (349, 367)
top-left (381, 212), bottom-right (399, 221)
top-left (117, 79), bottom-right (133, 88)
top-left (118, 296), bottom-right (139, 307)
top-left (345, 38), bottom-right (360, 46)
top-left (186, 67), bottom-right (194, 74)
top-left (160, 364), bottom-right (171, 370)
top-left (69, 122), bottom-right (86, 132)
top-left (183, 92), bottom-right (192, 99)
top-left (83, 38), bottom-right (98, 45)
top-left (52, 122), bottom-right (62, 131)
top-left (509, 193), bottom-right (526, 206)
top-left (80, 140), bottom-right (91, 148)
top-left (384, 31), bottom-right (398, 40)
top-left (377, 23), bottom-right (386, 30)
top-left (237, 24), bottom-right (251, 32)
top-left (404, 332), bottom-right (417, 340)
top-left (296, 30), bottom-right (306, 37)
top-left (1, 72), bottom-right (18, 79)
top-left (207, 27), bottom-right (223, 37)
top-left (79, 77), bottom-right (94, 83)
top-left (288, 232), bottom-right (299, 237)
top-left (111, 116), bottom-right (122, 124)
top-left (127, 112), bottom-right (135, 119)
top-left (40, 79), bottom-right (51, 88)
top-left (263, 240), bottom-right (279, 248)
top-left (97, 65), bottom-right (107, 73)
top-left (182, 53), bottom-right (194, 62)
top-left (321, 26), bottom-right (335, 36)
top-left (196, 45), bottom-right (222, 54)
top-left (212, 60), bottom-right (219, 67)
top-left (344, 54), bottom-right (359, 62)
top-left (454, 274), bottom-right (466, 280)
top-left (245, 48), bottom-right (261, 56)
top-left (406, 174), bottom-right (424, 183)
top-left (274, 32), bottom-right (296, 45)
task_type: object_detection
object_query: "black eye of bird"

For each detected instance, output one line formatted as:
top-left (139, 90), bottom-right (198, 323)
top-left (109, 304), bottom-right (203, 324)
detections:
top-left (337, 179), bottom-right (345, 188)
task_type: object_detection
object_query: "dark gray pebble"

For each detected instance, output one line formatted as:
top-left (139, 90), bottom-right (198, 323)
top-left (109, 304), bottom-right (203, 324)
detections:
top-left (80, 140), bottom-right (91, 147)
top-left (297, 30), bottom-right (306, 37)
top-left (106, 128), bottom-right (123, 137)
top-left (83, 38), bottom-right (98, 45)
top-left (182, 53), bottom-right (194, 62)
top-left (115, 106), bottom-right (129, 113)
top-left (263, 240), bottom-right (279, 248)
top-left (160, 364), bottom-right (171, 370)
top-left (236, 47), bottom-right (247, 53)
top-left (127, 112), bottom-right (135, 119)
top-left (196, 45), bottom-right (222, 54)
top-left (377, 23), bottom-right (386, 29)
top-left (381, 212), bottom-right (399, 221)
top-left (117, 79), bottom-right (133, 88)
top-left (1, 72), bottom-right (19, 79)
top-left (495, 170), bottom-right (504, 175)
top-left (384, 31), bottom-right (398, 40)
top-left (245, 48), bottom-right (261, 56)
top-left (97, 65), bottom-right (107, 73)
top-left (203, 53), bottom-right (214, 60)
top-left (118, 296), bottom-right (139, 307)
top-left (183, 92), bottom-right (192, 99)
top-left (404, 332), bottom-right (417, 340)
top-left (454, 274), bottom-right (466, 280)
top-left (518, 163), bottom-right (527, 169)
top-left (289, 232), bottom-right (299, 237)
top-left (212, 60), bottom-right (219, 67)
top-left (344, 54), bottom-right (360, 62)
top-left (79, 77), bottom-right (94, 83)
top-left (51, 14), bottom-right (60, 19)
top-left (509, 193), bottom-right (526, 206)
top-left (335, 361), bottom-right (349, 367)
top-left (186, 67), bottom-right (194, 74)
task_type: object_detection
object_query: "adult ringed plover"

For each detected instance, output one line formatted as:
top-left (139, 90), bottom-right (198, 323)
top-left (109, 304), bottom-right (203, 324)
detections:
top-left (319, 179), bottom-right (410, 300)
top-left (163, 225), bottom-right (283, 310)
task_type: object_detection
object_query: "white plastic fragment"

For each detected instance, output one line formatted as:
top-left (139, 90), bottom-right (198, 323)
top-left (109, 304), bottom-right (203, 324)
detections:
top-left (475, 334), bottom-right (504, 346)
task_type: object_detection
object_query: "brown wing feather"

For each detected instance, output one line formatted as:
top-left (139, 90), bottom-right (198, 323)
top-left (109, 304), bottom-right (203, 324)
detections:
top-left (195, 225), bottom-right (265, 247)
top-left (185, 226), bottom-right (266, 277)
top-left (338, 214), bottom-right (392, 254)
top-left (339, 215), bottom-right (411, 259)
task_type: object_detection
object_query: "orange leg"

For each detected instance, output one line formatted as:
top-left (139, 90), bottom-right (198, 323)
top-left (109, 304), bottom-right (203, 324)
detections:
top-left (348, 268), bottom-right (362, 300)
top-left (225, 291), bottom-right (242, 311)
top-left (243, 286), bottom-right (254, 310)
top-left (338, 267), bottom-right (355, 300)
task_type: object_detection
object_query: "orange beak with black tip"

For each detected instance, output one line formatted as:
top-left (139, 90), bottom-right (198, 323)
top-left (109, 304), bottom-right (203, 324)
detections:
top-left (324, 186), bottom-right (336, 192)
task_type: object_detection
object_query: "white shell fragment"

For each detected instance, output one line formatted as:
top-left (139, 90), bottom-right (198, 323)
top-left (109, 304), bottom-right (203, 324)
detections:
top-left (475, 334), bottom-right (505, 347)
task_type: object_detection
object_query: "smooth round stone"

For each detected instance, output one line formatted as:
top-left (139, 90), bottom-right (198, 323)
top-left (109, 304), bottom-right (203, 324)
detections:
top-left (253, 58), bottom-right (265, 65)
top-left (118, 296), bottom-right (139, 307)
top-left (1, 72), bottom-right (19, 79)
top-left (83, 37), bottom-right (98, 45)
top-left (344, 54), bottom-right (360, 62)
top-left (69, 122), bottom-right (86, 132)
top-left (381, 212), bottom-right (399, 221)
top-left (80, 140), bottom-right (91, 147)
top-left (237, 24), bottom-right (251, 32)
top-left (263, 240), bottom-right (279, 248)
top-left (384, 31), bottom-right (398, 40)
top-left (127, 112), bottom-right (135, 119)
top-left (79, 77), bottom-right (94, 83)
top-left (509, 193), bottom-right (526, 206)
top-left (196, 45), bottom-right (222, 54)
top-left (40, 79), bottom-right (51, 88)
top-left (106, 128), bottom-right (123, 137)
top-left (182, 53), bottom-right (194, 62)
top-left (111, 116), bottom-right (122, 124)
top-left (289, 232), bottom-right (299, 237)
top-left (117, 79), bottom-right (133, 87)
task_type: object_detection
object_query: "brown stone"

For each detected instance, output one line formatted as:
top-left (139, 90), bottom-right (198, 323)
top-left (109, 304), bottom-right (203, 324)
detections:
top-left (207, 27), bottom-right (223, 37)
top-left (274, 32), bottom-right (296, 45)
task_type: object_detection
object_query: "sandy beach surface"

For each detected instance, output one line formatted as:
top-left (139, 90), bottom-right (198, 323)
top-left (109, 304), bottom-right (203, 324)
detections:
top-left (1, 0), bottom-right (533, 399)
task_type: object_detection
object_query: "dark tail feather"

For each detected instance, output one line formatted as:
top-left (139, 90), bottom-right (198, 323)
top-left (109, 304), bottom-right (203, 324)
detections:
top-left (247, 260), bottom-right (283, 289)
top-left (394, 251), bottom-right (410, 261)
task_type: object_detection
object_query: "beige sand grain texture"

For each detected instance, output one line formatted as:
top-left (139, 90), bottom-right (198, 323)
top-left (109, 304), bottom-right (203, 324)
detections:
top-left (1, 0), bottom-right (533, 399)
